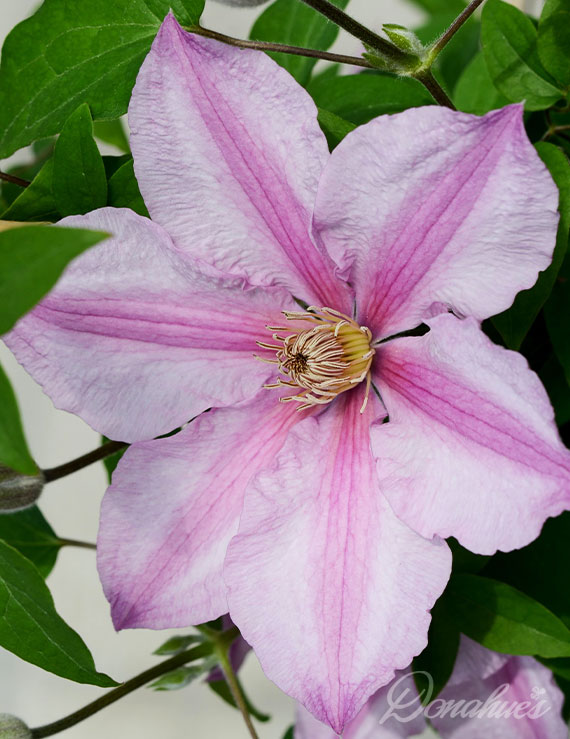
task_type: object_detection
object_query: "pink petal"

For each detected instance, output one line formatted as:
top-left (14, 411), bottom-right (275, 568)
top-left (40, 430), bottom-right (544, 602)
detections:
top-left (224, 388), bottom-right (451, 733)
top-left (432, 638), bottom-right (567, 738)
top-left (4, 208), bottom-right (290, 442)
top-left (312, 105), bottom-right (558, 338)
top-left (296, 670), bottom-right (427, 738)
top-left (97, 390), bottom-right (302, 629)
top-left (129, 14), bottom-right (351, 310)
top-left (372, 313), bottom-right (570, 554)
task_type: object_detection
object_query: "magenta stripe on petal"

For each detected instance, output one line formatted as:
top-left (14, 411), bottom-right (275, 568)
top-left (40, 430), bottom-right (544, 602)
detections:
top-left (373, 314), bottom-right (570, 553)
top-left (129, 15), bottom-right (352, 311)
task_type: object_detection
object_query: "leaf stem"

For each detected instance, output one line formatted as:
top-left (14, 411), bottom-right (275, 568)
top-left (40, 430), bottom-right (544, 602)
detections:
top-left (42, 440), bottom-right (128, 483)
top-left (0, 170), bottom-right (31, 188)
top-left (214, 641), bottom-right (260, 739)
top-left (188, 24), bottom-right (375, 68)
top-left (296, 0), bottom-right (408, 62)
top-left (429, 0), bottom-right (486, 58)
top-left (30, 643), bottom-right (213, 738)
top-left (56, 538), bottom-right (97, 550)
top-left (415, 70), bottom-right (456, 109)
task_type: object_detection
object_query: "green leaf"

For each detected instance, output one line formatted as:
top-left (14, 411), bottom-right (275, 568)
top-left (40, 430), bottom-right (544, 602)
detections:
top-left (53, 104), bottom-right (107, 217)
top-left (107, 159), bottom-right (149, 217)
top-left (538, 0), bottom-right (570, 88)
top-left (250, 0), bottom-right (349, 86)
top-left (209, 677), bottom-right (271, 722)
top-left (153, 634), bottom-right (205, 656)
top-left (150, 659), bottom-right (216, 690)
top-left (93, 118), bottom-right (130, 154)
top-left (0, 0), bottom-right (205, 158)
top-left (483, 512), bottom-right (570, 630)
top-left (308, 74), bottom-right (432, 125)
top-left (0, 225), bottom-right (108, 334)
top-left (317, 108), bottom-right (355, 150)
top-left (0, 506), bottom-right (59, 578)
top-left (413, 598), bottom-right (459, 703)
top-left (0, 364), bottom-right (37, 476)
top-left (1, 159), bottom-right (59, 223)
top-left (493, 142), bottom-right (570, 349)
top-left (454, 53), bottom-right (510, 114)
top-left (281, 728), bottom-right (294, 739)
top-left (481, 0), bottom-right (563, 110)
top-left (0, 539), bottom-right (116, 685)
top-left (444, 574), bottom-right (570, 657)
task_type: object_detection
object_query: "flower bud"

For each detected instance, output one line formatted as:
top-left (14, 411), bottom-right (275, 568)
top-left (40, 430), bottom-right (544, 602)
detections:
top-left (0, 466), bottom-right (44, 512)
top-left (0, 714), bottom-right (32, 739)
top-left (382, 24), bottom-right (423, 56)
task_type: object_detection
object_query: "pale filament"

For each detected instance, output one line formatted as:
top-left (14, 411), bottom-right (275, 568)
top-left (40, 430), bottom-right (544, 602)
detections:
top-left (255, 307), bottom-right (374, 413)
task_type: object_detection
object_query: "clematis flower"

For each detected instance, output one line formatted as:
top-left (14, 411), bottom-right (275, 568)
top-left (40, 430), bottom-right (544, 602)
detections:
top-left (296, 636), bottom-right (568, 738)
top-left (4, 13), bottom-right (570, 733)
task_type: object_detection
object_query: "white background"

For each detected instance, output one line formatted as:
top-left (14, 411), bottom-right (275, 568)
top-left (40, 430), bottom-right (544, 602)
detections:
top-left (0, 1), bottom-right (542, 738)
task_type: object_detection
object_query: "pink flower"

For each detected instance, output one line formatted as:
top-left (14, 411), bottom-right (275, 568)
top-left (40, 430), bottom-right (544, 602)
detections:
top-left (296, 637), bottom-right (568, 738)
top-left (4, 13), bottom-right (570, 733)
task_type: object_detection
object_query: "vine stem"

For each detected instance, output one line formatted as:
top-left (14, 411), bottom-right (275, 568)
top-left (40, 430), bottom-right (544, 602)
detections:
top-left (56, 538), bottom-right (97, 550)
top-left (189, 24), bottom-right (375, 69)
top-left (296, 0), bottom-right (408, 63)
top-left (214, 642), bottom-right (260, 739)
top-left (415, 70), bottom-right (456, 109)
top-left (30, 643), bottom-right (213, 738)
top-left (42, 440), bottom-right (128, 483)
top-left (430, 0), bottom-right (486, 57)
top-left (0, 170), bottom-right (30, 188)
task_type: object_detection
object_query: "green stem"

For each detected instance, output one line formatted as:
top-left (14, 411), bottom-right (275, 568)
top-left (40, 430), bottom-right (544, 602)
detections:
top-left (0, 170), bottom-right (30, 188)
top-left (415, 70), bottom-right (456, 109)
top-left (188, 24), bottom-right (375, 69)
top-left (56, 538), bottom-right (97, 550)
top-left (296, 0), bottom-right (409, 63)
top-left (429, 0), bottom-right (486, 58)
top-left (214, 641), bottom-right (259, 739)
top-left (30, 643), bottom-right (213, 738)
top-left (42, 440), bottom-right (128, 483)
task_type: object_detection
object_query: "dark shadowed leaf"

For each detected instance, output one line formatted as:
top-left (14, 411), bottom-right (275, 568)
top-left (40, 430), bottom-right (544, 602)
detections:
top-left (494, 142), bottom-right (570, 349)
top-left (413, 597), bottom-right (460, 702)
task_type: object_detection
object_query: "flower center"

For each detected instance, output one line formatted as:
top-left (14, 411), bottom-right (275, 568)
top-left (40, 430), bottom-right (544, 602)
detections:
top-left (256, 307), bottom-right (374, 413)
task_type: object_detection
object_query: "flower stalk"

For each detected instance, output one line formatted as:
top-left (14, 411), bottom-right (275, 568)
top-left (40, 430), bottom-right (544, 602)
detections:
top-left (188, 25), bottom-right (375, 69)
top-left (30, 643), bottom-right (213, 738)
top-left (41, 440), bottom-right (128, 483)
top-left (0, 170), bottom-right (30, 188)
top-left (429, 0), bottom-right (487, 59)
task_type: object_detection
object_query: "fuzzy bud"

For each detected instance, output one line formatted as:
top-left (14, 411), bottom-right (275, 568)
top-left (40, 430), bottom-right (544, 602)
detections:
top-left (0, 466), bottom-right (44, 512)
top-left (0, 715), bottom-right (32, 739)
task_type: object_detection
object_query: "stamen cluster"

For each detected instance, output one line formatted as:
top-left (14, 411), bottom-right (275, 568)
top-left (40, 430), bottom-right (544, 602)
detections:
top-left (256, 307), bottom-right (374, 412)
